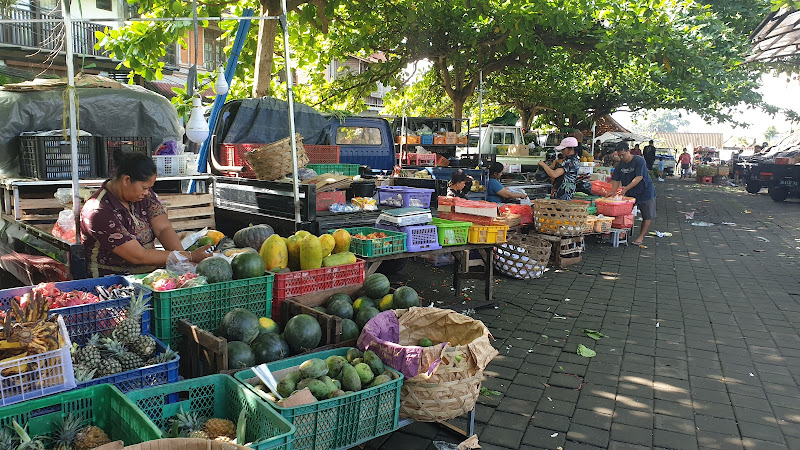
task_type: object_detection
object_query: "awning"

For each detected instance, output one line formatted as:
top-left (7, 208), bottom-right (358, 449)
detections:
top-left (596, 131), bottom-right (653, 143)
top-left (653, 132), bottom-right (723, 150)
top-left (748, 8), bottom-right (800, 64)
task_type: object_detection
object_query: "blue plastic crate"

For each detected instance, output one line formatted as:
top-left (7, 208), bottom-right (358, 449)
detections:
top-left (0, 275), bottom-right (151, 346)
top-left (421, 134), bottom-right (434, 145)
top-left (76, 335), bottom-right (178, 394)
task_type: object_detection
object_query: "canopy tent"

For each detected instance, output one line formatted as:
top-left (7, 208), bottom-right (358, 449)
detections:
top-left (748, 7), bottom-right (800, 64)
top-left (653, 132), bottom-right (723, 150)
top-left (596, 131), bottom-right (653, 143)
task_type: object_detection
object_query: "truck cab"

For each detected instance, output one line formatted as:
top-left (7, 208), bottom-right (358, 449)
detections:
top-left (327, 116), bottom-right (396, 172)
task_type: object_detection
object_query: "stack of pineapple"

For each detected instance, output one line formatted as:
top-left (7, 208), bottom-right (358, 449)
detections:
top-left (71, 293), bottom-right (176, 381)
top-left (170, 407), bottom-right (240, 443)
top-left (0, 413), bottom-right (111, 450)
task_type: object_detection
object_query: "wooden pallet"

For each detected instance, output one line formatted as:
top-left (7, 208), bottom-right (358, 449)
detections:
top-left (160, 193), bottom-right (215, 232)
top-left (530, 233), bottom-right (584, 268)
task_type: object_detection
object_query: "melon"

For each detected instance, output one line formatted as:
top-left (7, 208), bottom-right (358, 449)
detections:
top-left (355, 307), bottom-right (380, 329)
top-left (196, 257), bottom-right (233, 284)
top-left (219, 308), bottom-right (261, 344)
top-left (392, 286), bottom-right (419, 309)
top-left (325, 293), bottom-right (352, 309)
top-left (284, 314), bottom-right (323, 354)
top-left (362, 273), bottom-right (390, 299)
top-left (231, 251), bottom-right (265, 279)
top-left (352, 296), bottom-right (375, 312)
top-left (341, 319), bottom-right (359, 341)
top-left (251, 332), bottom-right (290, 364)
top-left (327, 299), bottom-right (354, 320)
top-left (227, 341), bottom-right (256, 369)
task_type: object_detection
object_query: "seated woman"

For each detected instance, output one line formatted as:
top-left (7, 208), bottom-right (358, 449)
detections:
top-left (486, 162), bottom-right (527, 203)
top-left (447, 169), bottom-right (473, 198)
top-left (80, 152), bottom-right (213, 277)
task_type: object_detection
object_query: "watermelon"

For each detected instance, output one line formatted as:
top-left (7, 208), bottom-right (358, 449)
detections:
top-left (392, 286), bottom-right (419, 309)
top-left (219, 308), bottom-right (261, 344)
top-left (231, 251), bottom-right (265, 279)
top-left (258, 317), bottom-right (280, 335)
top-left (251, 333), bottom-right (290, 364)
top-left (341, 319), bottom-right (359, 341)
top-left (284, 314), bottom-right (323, 354)
top-left (327, 299), bottom-right (354, 320)
top-left (196, 257), bottom-right (233, 284)
top-left (313, 306), bottom-right (327, 314)
top-left (352, 296), bottom-right (375, 312)
top-left (325, 293), bottom-right (352, 309)
top-left (355, 306), bottom-right (380, 329)
top-left (227, 341), bottom-right (256, 369)
top-left (362, 273), bottom-right (391, 299)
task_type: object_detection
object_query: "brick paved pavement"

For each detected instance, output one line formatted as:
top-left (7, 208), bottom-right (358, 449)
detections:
top-left (368, 178), bottom-right (800, 449)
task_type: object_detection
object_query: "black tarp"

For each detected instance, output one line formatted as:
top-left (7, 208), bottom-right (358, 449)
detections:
top-left (0, 85), bottom-right (182, 177)
top-left (221, 97), bottom-right (330, 145)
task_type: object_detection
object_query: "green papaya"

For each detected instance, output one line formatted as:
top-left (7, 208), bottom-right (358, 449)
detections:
top-left (326, 355), bottom-right (346, 379)
top-left (368, 374), bottom-right (392, 388)
top-left (341, 363), bottom-right (361, 391)
top-left (299, 358), bottom-right (328, 379)
top-left (354, 363), bottom-right (374, 385)
top-left (363, 350), bottom-right (384, 376)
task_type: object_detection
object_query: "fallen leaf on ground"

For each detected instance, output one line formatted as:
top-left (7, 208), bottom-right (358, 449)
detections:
top-left (577, 344), bottom-right (596, 358)
top-left (583, 329), bottom-right (608, 340)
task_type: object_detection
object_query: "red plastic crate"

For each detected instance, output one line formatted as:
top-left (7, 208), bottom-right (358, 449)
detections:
top-left (316, 190), bottom-right (346, 211)
top-left (611, 214), bottom-right (634, 229)
top-left (595, 197), bottom-right (635, 216)
top-left (218, 143), bottom-right (260, 178)
top-left (405, 153), bottom-right (436, 166)
top-left (591, 180), bottom-right (613, 196)
top-left (305, 144), bottom-right (340, 164)
top-left (438, 211), bottom-right (498, 226)
top-left (271, 259), bottom-right (365, 320)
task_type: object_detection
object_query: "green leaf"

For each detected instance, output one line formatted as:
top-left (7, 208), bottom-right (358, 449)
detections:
top-left (577, 344), bottom-right (596, 358)
top-left (583, 329), bottom-right (608, 341)
top-left (480, 387), bottom-right (501, 396)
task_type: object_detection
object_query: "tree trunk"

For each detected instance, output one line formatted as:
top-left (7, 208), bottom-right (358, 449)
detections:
top-left (252, 0), bottom-right (280, 98)
top-left (519, 108), bottom-right (531, 133)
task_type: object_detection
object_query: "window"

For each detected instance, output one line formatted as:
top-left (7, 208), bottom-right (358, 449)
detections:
top-left (96, 0), bottom-right (112, 11)
top-left (203, 29), bottom-right (225, 71)
top-left (162, 43), bottom-right (177, 67)
top-left (335, 127), bottom-right (382, 145)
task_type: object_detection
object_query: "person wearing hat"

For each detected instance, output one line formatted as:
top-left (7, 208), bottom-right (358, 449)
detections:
top-left (538, 136), bottom-right (580, 200)
top-left (447, 169), bottom-right (473, 198)
top-left (609, 141), bottom-right (656, 246)
top-left (486, 162), bottom-right (528, 203)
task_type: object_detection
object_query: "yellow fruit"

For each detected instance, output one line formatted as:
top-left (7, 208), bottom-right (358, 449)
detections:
top-left (286, 235), bottom-right (302, 271)
top-left (203, 418), bottom-right (236, 439)
top-left (260, 234), bottom-right (288, 271)
top-left (378, 294), bottom-right (394, 311)
top-left (319, 234), bottom-right (336, 257)
top-left (75, 426), bottom-right (111, 450)
top-left (205, 230), bottom-right (225, 245)
top-left (331, 229), bottom-right (352, 254)
top-left (299, 234), bottom-right (323, 270)
top-left (294, 230), bottom-right (312, 239)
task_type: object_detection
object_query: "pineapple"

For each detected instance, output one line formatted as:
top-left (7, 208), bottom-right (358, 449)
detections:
top-left (112, 291), bottom-right (150, 344)
top-left (171, 407), bottom-right (208, 439)
top-left (129, 334), bottom-right (156, 359)
top-left (105, 339), bottom-right (143, 372)
top-left (51, 413), bottom-right (84, 450)
top-left (0, 426), bottom-right (18, 449)
top-left (202, 418), bottom-right (236, 440)
top-left (73, 365), bottom-right (97, 383)
top-left (74, 334), bottom-right (101, 369)
top-left (146, 347), bottom-right (178, 366)
top-left (11, 420), bottom-right (45, 450)
top-left (74, 426), bottom-right (110, 450)
top-left (96, 358), bottom-right (122, 377)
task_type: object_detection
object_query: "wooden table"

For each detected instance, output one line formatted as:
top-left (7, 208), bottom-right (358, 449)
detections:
top-left (361, 243), bottom-right (498, 309)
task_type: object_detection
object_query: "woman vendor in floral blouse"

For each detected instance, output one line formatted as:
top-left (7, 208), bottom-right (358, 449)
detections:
top-left (80, 152), bottom-right (212, 277)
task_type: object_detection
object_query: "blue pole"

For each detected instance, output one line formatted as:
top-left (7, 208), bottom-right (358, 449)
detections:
top-left (189, 8), bottom-right (254, 193)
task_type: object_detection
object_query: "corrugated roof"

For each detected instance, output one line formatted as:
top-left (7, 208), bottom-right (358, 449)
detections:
top-left (748, 8), bottom-right (800, 64)
top-left (653, 132), bottom-right (724, 150)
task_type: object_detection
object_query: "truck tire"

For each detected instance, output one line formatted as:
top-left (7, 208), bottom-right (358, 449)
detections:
top-left (769, 187), bottom-right (788, 202)
top-left (745, 181), bottom-right (762, 194)
top-left (377, 258), bottom-right (408, 275)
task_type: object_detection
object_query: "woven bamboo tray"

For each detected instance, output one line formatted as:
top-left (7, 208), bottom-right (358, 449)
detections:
top-left (244, 133), bottom-right (309, 181)
top-left (533, 199), bottom-right (589, 236)
top-left (494, 234), bottom-right (551, 279)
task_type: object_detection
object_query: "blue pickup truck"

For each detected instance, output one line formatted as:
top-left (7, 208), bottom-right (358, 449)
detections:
top-left (326, 116), bottom-right (396, 172)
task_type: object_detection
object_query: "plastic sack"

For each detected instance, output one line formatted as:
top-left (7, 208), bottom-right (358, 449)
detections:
top-left (166, 250), bottom-right (196, 275)
top-left (180, 275), bottom-right (208, 288)
top-left (52, 210), bottom-right (77, 243)
top-left (155, 140), bottom-right (179, 155)
top-left (297, 167), bottom-right (318, 180)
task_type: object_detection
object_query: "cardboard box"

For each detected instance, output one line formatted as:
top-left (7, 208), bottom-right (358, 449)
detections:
top-left (456, 136), bottom-right (468, 144)
top-left (446, 131), bottom-right (457, 144)
top-left (506, 144), bottom-right (529, 156)
top-left (96, 439), bottom-right (250, 450)
top-left (433, 135), bottom-right (446, 145)
top-left (395, 136), bottom-right (421, 145)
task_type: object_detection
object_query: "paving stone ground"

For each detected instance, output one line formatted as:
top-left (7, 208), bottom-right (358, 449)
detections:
top-left (368, 177), bottom-right (800, 449)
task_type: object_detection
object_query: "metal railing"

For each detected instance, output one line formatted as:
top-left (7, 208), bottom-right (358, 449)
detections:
top-left (0, 5), bottom-right (106, 57)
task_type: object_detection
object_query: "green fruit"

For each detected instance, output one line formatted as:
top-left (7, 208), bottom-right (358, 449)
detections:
top-left (227, 341), bottom-right (255, 369)
top-left (284, 314), bottom-right (323, 354)
top-left (297, 378), bottom-right (330, 400)
top-left (325, 293), bottom-right (352, 309)
top-left (277, 377), bottom-right (296, 398)
top-left (231, 250), bottom-right (266, 279)
top-left (196, 257), bottom-right (233, 284)
top-left (378, 294), bottom-right (394, 312)
top-left (355, 306), bottom-right (380, 329)
top-left (258, 317), bottom-right (280, 335)
top-left (418, 338), bottom-right (434, 347)
top-left (187, 243), bottom-right (200, 251)
top-left (196, 236), bottom-right (214, 247)
top-left (363, 350), bottom-right (384, 376)
top-left (233, 224), bottom-right (275, 250)
top-left (312, 306), bottom-right (327, 314)
top-left (327, 299), bottom-right (354, 320)
top-left (352, 297), bottom-right (375, 312)
top-left (215, 236), bottom-right (236, 253)
top-left (346, 348), bottom-right (363, 363)
top-left (219, 308), bottom-right (261, 345)
top-left (285, 371), bottom-right (303, 384)
top-left (299, 358), bottom-right (328, 379)
top-left (368, 374), bottom-right (392, 388)
top-left (351, 357), bottom-right (363, 366)
top-left (329, 389), bottom-right (346, 398)
top-left (362, 273), bottom-right (391, 299)
top-left (321, 376), bottom-right (338, 396)
top-left (392, 286), bottom-right (420, 309)
top-left (381, 370), bottom-right (399, 380)
top-left (250, 332), bottom-right (290, 364)
top-left (341, 319), bottom-right (359, 342)
top-left (326, 355), bottom-right (346, 379)
top-left (322, 251), bottom-right (357, 267)
top-left (354, 363), bottom-right (375, 385)
top-left (341, 364), bottom-right (361, 391)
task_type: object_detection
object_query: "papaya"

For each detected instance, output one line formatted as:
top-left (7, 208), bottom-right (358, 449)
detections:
top-left (299, 358), bottom-right (328, 379)
top-left (286, 235), bottom-right (302, 271)
top-left (319, 234), bottom-right (336, 257)
top-left (300, 234), bottom-right (323, 270)
top-left (260, 234), bottom-right (288, 271)
top-left (294, 230), bottom-right (312, 239)
top-left (322, 251), bottom-right (357, 267)
top-left (331, 229), bottom-right (352, 254)
top-left (341, 364), bottom-right (361, 391)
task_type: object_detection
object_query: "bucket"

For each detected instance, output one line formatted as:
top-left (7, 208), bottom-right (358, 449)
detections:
top-left (348, 180), bottom-right (376, 200)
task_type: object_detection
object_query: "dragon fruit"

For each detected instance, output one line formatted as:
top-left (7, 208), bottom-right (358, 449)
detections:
top-left (151, 278), bottom-right (179, 291)
top-left (177, 272), bottom-right (198, 288)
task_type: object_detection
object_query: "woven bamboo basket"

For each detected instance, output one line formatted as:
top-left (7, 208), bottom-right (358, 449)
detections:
top-left (583, 215), bottom-right (597, 234)
top-left (533, 199), bottom-right (589, 236)
top-left (243, 133), bottom-right (309, 181)
top-left (494, 233), bottom-right (551, 279)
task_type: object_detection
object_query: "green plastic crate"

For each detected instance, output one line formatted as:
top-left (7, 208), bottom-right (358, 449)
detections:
top-left (235, 348), bottom-right (403, 450)
top-left (306, 163), bottom-right (359, 176)
top-left (127, 374), bottom-right (295, 450)
top-left (337, 227), bottom-right (407, 257)
top-left (0, 384), bottom-right (161, 446)
top-left (132, 274), bottom-right (274, 348)
top-left (431, 217), bottom-right (472, 246)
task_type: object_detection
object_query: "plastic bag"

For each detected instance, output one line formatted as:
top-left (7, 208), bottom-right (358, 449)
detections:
top-left (167, 250), bottom-right (196, 275)
top-left (141, 269), bottom-right (179, 287)
top-left (52, 210), bottom-right (76, 243)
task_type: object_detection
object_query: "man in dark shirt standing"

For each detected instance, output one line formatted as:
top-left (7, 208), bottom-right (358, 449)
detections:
top-left (610, 141), bottom-right (656, 246)
top-left (643, 140), bottom-right (657, 170)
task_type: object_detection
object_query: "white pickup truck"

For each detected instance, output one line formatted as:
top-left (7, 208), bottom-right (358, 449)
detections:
top-left (462, 125), bottom-right (545, 172)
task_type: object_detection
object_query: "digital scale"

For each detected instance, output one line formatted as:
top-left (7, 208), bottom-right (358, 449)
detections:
top-left (376, 207), bottom-right (433, 227)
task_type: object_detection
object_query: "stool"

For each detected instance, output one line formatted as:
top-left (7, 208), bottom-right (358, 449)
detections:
top-left (604, 228), bottom-right (629, 247)
top-left (460, 249), bottom-right (485, 270)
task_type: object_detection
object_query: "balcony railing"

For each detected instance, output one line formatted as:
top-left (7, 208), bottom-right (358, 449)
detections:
top-left (0, 5), bottom-right (106, 57)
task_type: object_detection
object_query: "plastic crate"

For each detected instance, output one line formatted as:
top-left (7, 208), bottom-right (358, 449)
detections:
top-left (126, 374), bottom-right (295, 450)
top-left (595, 197), bottom-right (635, 216)
top-left (316, 190), bottom-right (346, 211)
top-left (421, 134), bottom-right (434, 145)
top-left (590, 180), bottom-right (613, 196)
top-left (152, 153), bottom-right (199, 176)
top-left (0, 384), bottom-right (162, 445)
top-left (594, 216), bottom-right (613, 232)
top-left (431, 217), bottom-right (472, 246)
top-left (467, 225), bottom-right (509, 244)
top-left (0, 275), bottom-right (151, 346)
top-left (271, 260), bottom-right (364, 320)
top-left (100, 136), bottom-right (151, 177)
top-left (0, 317), bottom-right (75, 406)
top-left (133, 274), bottom-right (274, 348)
top-left (611, 213), bottom-right (634, 229)
top-left (18, 134), bottom-right (98, 180)
top-left (306, 163), bottom-right (359, 176)
top-left (340, 227), bottom-right (406, 257)
top-left (76, 335), bottom-right (178, 394)
top-left (438, 210), bottom-right (498, 225)
top-left (405, 153), bottom-right (436, 166)
top-left (377, 223), bottom-right (441, 252)
top-left (219, 143), bottom-right (259, 178)
top-left (305, 144), bottom-right (341, 164)
top-left (235, 347), bottom-right (402, 450)
top-left (377, 186), bottom-right (434, 208)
